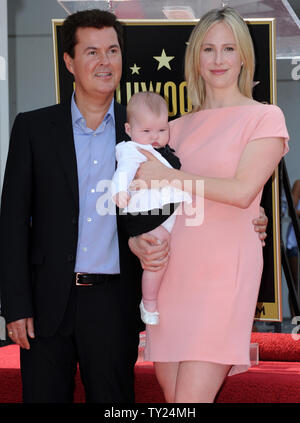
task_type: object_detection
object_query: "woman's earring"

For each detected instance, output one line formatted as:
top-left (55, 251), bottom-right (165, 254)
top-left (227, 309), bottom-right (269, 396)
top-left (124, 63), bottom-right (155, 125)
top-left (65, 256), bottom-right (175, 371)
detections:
top-left (241, 61), bottom-right (244, 66)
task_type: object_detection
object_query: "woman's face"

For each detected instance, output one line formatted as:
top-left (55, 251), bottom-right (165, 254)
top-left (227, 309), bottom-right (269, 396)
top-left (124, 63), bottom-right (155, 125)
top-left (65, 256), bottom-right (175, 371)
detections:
top-left (199, 21), bottom-right (243, 92)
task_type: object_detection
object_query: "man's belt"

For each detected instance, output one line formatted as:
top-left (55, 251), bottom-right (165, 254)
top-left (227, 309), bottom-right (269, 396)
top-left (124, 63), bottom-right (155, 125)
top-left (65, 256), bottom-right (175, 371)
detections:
top-left (74, 273), bottom-right (120, 286)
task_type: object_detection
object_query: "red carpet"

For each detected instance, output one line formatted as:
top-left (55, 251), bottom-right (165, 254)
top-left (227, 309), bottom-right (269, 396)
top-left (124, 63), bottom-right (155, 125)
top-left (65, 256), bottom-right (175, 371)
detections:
top-left (1, 332), bottom-right (300, 403)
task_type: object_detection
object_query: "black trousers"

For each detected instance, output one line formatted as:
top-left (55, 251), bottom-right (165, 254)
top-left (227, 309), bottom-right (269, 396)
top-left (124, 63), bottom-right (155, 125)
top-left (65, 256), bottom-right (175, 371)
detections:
top-left (20, 277), bottom-right (140, 403)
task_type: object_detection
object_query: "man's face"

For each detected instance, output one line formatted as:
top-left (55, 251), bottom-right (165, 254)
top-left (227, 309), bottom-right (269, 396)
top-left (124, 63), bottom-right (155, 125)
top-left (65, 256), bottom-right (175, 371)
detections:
top-left (64, 26), bottom-right (122, 100)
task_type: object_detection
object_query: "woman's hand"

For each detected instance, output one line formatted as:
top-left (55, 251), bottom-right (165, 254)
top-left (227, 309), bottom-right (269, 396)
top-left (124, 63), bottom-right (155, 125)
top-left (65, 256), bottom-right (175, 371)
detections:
top-left (131, 149), bottom-right (173, 191)
top-left (253, 206), bottom-right (268, 246)
top-left (128, 232), bottom-right (170, 271)
top-left (113, 191), bottom-right (130, 208)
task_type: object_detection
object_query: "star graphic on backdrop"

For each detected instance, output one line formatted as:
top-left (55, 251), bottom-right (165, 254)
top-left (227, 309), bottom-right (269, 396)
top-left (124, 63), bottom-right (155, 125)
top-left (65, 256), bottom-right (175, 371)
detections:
top-left (153, 49), bottom-right (175, 70)
top-left (130, 64), bottom-right (141, 75)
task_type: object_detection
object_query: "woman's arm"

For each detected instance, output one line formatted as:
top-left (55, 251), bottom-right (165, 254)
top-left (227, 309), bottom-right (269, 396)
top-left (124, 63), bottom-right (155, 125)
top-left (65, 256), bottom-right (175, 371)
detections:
top-left (135, 137), bottom-right (285, 209)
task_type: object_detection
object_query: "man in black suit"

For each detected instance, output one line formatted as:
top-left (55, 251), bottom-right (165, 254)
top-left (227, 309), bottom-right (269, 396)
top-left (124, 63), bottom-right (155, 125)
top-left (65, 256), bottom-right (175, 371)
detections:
top-left (0, 10), bottom-right (169, 403)
top-left (0, 9), bottom-right (267, 403)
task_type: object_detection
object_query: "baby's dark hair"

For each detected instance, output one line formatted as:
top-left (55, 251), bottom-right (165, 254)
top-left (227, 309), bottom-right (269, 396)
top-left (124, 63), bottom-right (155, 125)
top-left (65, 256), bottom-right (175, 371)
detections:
top-left (126, 92), bottom-right (168, 123)
top-left (61, 9), bottom-right (124, 58)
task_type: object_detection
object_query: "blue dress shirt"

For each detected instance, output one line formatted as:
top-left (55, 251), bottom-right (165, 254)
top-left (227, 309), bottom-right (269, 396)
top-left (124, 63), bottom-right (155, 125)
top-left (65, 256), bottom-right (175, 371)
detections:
top-left (71, 93), bottom-right (120, 274)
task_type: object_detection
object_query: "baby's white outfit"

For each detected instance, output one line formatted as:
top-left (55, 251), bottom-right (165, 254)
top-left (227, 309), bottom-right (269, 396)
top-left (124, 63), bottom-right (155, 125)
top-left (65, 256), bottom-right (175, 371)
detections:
top-left (111, 141), bottom-right (192, 233)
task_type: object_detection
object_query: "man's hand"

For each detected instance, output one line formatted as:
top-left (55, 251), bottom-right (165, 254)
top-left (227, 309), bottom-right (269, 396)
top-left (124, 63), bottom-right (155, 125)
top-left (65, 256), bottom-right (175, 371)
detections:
top-left (7, 317), bottom-right (35, 350)
top-left (253, 206), bottom-right (268, 246)
top-left (128, 233), bottom-right (170, 271)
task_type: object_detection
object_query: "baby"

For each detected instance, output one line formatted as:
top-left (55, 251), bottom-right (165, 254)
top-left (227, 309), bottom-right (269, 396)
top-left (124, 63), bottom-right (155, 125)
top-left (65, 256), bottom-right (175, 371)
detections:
top-left (111, 92), bottom-right (191, 325)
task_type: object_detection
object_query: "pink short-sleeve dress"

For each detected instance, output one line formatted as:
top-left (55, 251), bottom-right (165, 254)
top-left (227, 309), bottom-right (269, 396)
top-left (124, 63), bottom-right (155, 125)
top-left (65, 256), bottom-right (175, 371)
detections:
top-left (144, 104), bottom-right (289, 376)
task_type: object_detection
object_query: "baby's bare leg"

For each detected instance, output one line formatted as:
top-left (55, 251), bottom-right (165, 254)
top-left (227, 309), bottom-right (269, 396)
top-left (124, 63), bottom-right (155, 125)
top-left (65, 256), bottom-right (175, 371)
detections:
top-left (142, 225), bottom-right (170, 312)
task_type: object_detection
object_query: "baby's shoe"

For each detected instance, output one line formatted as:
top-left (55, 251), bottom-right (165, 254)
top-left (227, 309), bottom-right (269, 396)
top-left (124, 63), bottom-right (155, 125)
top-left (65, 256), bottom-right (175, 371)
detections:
top-left (140, 300), bottom-right (159, 325)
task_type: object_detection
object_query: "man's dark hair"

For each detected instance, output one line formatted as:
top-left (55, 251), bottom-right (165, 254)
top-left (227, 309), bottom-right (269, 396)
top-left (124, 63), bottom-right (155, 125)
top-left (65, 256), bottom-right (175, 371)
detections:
top-left (61, 9), bottom-right (124, 57)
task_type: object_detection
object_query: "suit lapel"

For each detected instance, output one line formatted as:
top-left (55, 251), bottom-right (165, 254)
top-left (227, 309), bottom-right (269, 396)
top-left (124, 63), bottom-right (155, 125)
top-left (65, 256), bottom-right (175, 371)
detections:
top-left (114, 101), bottom-right (129, 144)
top-left (49, 99), bottom-right (127, 215)
top-left (113, 101), bottom-right (129, 228)
top-left (50, 98), bottom-right (79, 213)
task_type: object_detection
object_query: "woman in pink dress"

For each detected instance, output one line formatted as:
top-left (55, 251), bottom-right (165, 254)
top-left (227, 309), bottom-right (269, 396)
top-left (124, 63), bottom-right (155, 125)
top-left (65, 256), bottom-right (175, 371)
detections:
top-left (133, 7), bottom-right (289, 402)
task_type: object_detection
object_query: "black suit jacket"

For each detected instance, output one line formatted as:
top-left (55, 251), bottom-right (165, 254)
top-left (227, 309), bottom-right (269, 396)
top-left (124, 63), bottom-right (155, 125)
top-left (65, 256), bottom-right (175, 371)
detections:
top-left (0, 97), bottom-right (142, 336)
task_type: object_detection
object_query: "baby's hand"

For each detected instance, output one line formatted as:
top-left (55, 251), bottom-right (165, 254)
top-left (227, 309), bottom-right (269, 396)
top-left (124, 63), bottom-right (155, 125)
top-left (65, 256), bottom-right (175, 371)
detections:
top-left (113, 191), bottom-right (130, 208)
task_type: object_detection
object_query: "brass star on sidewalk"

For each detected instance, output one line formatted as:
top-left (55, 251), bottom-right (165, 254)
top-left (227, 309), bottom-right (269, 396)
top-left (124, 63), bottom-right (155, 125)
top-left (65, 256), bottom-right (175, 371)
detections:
top-left (130, 64), bottom-right (141, 75)
top-left (153, 49), bottom-right (174, 71)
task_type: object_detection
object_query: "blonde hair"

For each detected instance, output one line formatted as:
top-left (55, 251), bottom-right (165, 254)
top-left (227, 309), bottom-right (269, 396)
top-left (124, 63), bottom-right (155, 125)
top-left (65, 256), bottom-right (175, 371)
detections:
top-left (126, 92), bottom-right (168, 123)
top-left (185, 6), bottom-right (255, 111)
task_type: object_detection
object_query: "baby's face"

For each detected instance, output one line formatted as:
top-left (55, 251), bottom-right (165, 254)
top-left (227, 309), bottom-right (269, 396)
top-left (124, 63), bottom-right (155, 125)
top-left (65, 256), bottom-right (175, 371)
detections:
top-left (125, 108), bottom-right (169, 148)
